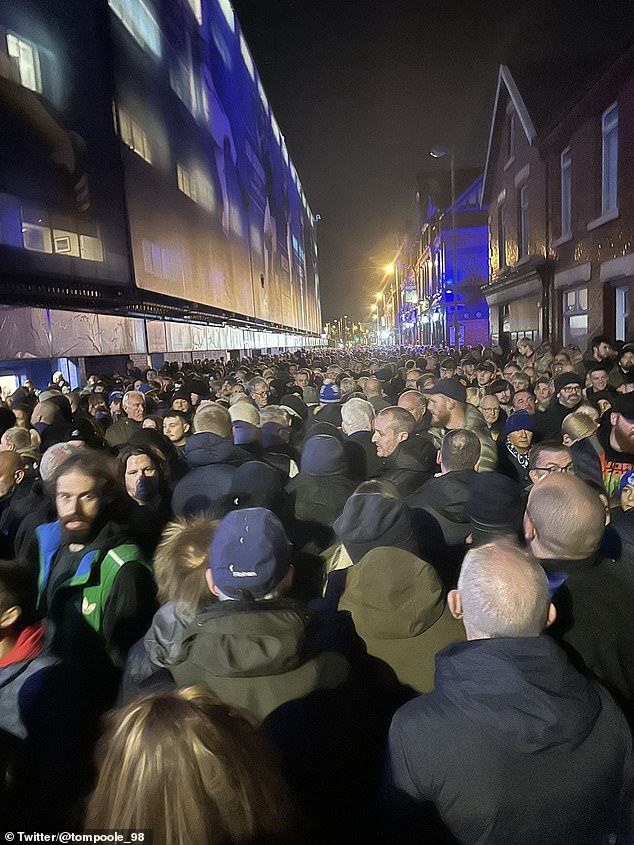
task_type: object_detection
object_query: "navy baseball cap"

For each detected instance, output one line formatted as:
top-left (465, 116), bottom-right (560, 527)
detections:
top-left (209, 508), bottom-right (290, 599)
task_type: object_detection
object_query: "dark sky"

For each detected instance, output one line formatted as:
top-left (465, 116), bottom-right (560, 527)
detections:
top-left (232, 0), bottom-right (634, 323)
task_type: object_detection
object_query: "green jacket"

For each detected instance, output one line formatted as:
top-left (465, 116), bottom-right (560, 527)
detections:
top-left (427, 403), bottom-right (497, 472)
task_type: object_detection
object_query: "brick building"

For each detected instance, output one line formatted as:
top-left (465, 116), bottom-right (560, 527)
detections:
top-left (482, 46), bottom-right (634, 352)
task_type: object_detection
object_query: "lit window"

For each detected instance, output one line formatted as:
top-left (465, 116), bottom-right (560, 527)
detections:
top-left (211, 24), bottom-right (231, 68)
top-left (169, 57), bottom-right (197, 115)
top-left (22, 222), bottom-right (52, 254)
top-left (257, 79), bottom-right (269, 112)
top-left (506, 111), bottom-right (515, 162)
top-left (518, 184), bottom-right (529, 258)
top-left (560, 148), bottom-right (572, 236)
top-left (117, 105), bottom-right (152, 163)
top-left (498, 202), bottom-right (506, 267)
top-left (176, 162), bottom-right (215, 211)
top-left (186, 0), bottom-right (202, 24)
top-left (6, 33), bottom-right (42, 93)
top-left (80, 234), bottom-right (104, 262)
top-left (239, 33), bottom-right (254, 80)
top-left (108, 0), bottom-right (161, 58)
top-left (217, 0), bottom-right (235, 30)
top-left (564, 287), bottom-right (588, 344)
top-left (53, 229), bottom-right (80, 257)
top-left (602, 103), bottom-right (618, 215)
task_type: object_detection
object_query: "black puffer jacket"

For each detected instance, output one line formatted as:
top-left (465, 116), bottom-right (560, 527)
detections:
top-left (172, 432), bottom-right (248, 516)
top-left (377, 437), bottom-right (435, 497)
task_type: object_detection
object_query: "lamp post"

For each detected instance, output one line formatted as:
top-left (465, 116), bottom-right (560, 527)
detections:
top-left (430, 148), bottom-right (459, 351)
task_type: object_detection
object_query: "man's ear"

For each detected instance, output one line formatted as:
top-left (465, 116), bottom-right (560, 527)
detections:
top-left (205, 569), bottom-right (218, 597)
top-left (545, 602), bottom-right (557, 629)
top-left (0, 605), bottom-right (21, 631)
top-left (523, 512), bottom-right (536, 542)
top-left (447, 589), bottom-right (463, 620)
top-left (398, 430), bottom-right (409, 444)
top-left (14, 469), bottom-right (25, 486)
top-left (183, 422), bottom-right (191, 434)
top-left (436, 449), bottom-right (441, 466)
top-left (474, 458), bottom-right (481, 473)
top-left (610, 412), bottom-right (618, 428)
top-left (528, 469), bottom-right (540, 485)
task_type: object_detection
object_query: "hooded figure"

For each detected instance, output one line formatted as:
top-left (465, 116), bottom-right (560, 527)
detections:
top-left (338, 548), bottom-right (465, 694)
top-left (286, 435), bottom-right (356, 526)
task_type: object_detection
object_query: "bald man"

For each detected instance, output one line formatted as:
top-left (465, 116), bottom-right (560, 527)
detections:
top-left (363, 378), bottom-right (390, 412)
top-left (526, 474), bottom-right (634, 720)
top-left (387, 541), bottom-right (632, 844)
top-left (397, 390), bottom-right (431, 435)
top-left (0, 451), bottom-right (32, 558)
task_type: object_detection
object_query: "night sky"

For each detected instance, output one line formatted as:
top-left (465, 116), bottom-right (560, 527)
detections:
top-left (232, 0), bottom-right (634, 323)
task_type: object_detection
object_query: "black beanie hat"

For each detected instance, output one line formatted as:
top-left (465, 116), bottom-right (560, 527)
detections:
top-left (467, 472), bottom-right (523, 539)
top-left (334, 493), bottom-right (416, 564)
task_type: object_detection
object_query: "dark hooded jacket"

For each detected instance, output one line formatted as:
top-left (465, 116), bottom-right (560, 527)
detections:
top-left (169, 598), bottom-right (351, 722)
top-left (541, 553), bottom-right (634, 720)
top-left (118, 600), bottom-right (198, 704)
top-left (387, 636), bottom-right (633, 845)
top-left (377, 437), bottom-right (435, 497)
top-left (286, 435), bottom-right (356, 527)
top-left (339, 548), bottom-right (465, 695)
top-left (172, 432), bottom-right (248, 516)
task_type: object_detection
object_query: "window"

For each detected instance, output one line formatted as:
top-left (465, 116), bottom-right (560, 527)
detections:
top-left (561, 148), bottom-right (572, 236)
top-left (602, 104), bottom-right (618, 214)
top-left (186, 0), bottom-right (202, 24)
top-left (6, 33), bottom-right (42, 93)
top-left (506, 111), bottom-right (515, 162)
top-left (239, 34), bottom-right (255, 81)
top-left (616, 286), bottom-right (629, 341)
top-left (117, 106), bottom-right (152, 164)
top-left (108, 0), bottom-right (161, 58)
top-left (257, 79), bottom-right (269, 112)
top-left (498, 202), bottom-right (507, 268)
top-left (79, 234), bottom-right (104, 262)
top-left (176, 162), bottom-right (215, 211)
top-left (53, 229), bottom-right (80, 257)
top-left (563, 287), bottom-right (588, 344)
top-left (169, 57), bottom-right (196, 115)
top-left (22, 222), bottom-right (52, 254)
top-left (518, 184), bottom-right (529, 258)
top-left (217, 0), bottom-right (235, 30)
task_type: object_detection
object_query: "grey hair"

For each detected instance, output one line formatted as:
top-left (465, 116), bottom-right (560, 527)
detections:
top-left (122, 390), bottom-right (144, 407)
top-left (458, 542), bottom-right (550, 638)
top-left (259, 406), bottom-right (291, 426)
top-left (40, 441), bottom-right (82, 482)
top-left (341, 397), bottom-right (375, 434)
top-left (246, 377), bottom-right (268, 396)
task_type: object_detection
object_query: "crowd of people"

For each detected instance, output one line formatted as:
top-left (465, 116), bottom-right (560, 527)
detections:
top-left (1, 334), bottom-right (634, 843)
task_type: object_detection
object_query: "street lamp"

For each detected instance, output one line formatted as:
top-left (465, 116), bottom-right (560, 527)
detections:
top-left (430, 147), bottom-right (459, 350)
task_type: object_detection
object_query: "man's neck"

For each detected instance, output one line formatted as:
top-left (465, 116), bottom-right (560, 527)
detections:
top-left (447, 405), bottom-right (466, 430)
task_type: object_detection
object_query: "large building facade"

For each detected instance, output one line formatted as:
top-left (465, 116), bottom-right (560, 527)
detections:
top-left (482, 46), bottom-right (634, 353)
top-left (0, 0), bottom-right (322, 386)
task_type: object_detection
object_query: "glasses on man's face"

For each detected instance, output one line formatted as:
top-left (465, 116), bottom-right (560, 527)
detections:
top-left (534, 463), bottom-right (575, 474)
top-left (254, 390), bottom-right (270, 398)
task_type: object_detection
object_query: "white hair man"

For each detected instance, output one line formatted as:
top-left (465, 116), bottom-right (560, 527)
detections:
top-left (341, 397), bottom-right (380, 480)
top-left (105, 390), bottom-right (145, 449)
top-left (387, 541), bottom-right (632, 845)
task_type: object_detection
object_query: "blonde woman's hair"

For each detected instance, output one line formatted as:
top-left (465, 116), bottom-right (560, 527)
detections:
top-left (561, 410), bottom-right (598, 444)
top-left (85, 687), bottom-right (292, 845)
top-left (153, 516), bottom-right (218, 607)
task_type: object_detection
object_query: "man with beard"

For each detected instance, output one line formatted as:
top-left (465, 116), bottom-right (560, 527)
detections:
top-left (33, 450), bottom-right (156, 673)
top-left (610, 343), bottom-right (634, 390)
top-left (580, 335), bottom-right (615, 378)
top-left (598, 392), bottom-right (634, 507)
top-left (536, 373), bottom-right (583, 441)
top-left (423, 379), bottom-right (497, 471)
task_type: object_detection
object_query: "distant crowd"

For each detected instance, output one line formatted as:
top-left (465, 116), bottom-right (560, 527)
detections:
top-left (1, 334), bottom-right (634, 844)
